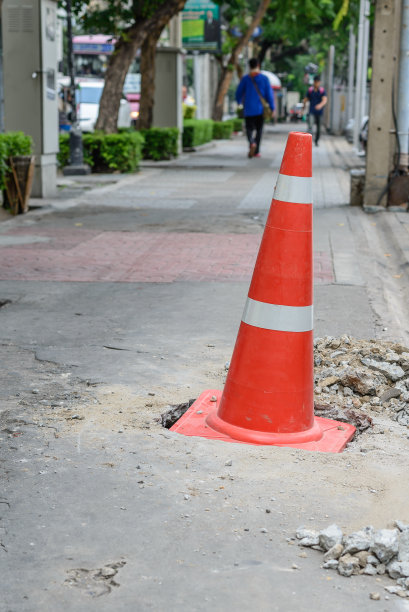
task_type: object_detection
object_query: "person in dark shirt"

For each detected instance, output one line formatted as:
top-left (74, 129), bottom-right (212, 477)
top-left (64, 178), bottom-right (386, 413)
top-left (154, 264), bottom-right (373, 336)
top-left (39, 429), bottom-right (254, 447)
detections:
top-left (204, 10), bottom-right (219, 43)
top-left (235, 58), bottom-right (275, 158)
top-left (303, 75), bottom-right (327, 146)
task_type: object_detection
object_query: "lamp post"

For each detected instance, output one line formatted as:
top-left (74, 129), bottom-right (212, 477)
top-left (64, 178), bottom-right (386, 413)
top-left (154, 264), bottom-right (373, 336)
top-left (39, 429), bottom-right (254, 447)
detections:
top-left (63, 0), bottom-right (90, 175)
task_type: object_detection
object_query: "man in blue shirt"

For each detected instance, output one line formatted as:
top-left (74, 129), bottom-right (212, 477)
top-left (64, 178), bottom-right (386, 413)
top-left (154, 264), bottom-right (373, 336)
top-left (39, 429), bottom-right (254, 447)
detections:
top-left (303, 75), bottom-right (327, 146)
top-left (235, 58), bottom-right (275, 158)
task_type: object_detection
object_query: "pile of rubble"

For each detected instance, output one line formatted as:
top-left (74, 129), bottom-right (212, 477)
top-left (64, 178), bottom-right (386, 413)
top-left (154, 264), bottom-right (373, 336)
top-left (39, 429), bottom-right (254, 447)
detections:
top-left (313, 336), bottom-right (409, 431)
top-left (296, 522), bottom-right (409, 598)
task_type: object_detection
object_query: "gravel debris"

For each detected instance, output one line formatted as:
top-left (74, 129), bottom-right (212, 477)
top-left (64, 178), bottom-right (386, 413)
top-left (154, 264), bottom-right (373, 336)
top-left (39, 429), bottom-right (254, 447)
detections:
top-left (296, 520), bottom-right (409, 598)
top-left (313, 336), bottom-right (409, 432)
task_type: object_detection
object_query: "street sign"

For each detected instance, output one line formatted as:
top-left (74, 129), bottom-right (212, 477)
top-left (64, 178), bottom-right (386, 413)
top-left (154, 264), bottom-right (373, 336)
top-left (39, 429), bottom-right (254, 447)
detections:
top-left (182, 0), bottom-right (221, 53)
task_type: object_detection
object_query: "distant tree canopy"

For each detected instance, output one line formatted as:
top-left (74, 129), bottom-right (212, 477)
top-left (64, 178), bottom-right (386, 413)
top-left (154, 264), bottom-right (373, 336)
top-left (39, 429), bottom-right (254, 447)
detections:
top-left (69, 0), bottom-right (188, 132)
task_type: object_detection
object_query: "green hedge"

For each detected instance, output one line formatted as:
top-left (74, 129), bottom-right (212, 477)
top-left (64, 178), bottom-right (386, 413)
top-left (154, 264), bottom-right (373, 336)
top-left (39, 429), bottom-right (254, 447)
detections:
top-left (140, 127), bottom-right (179, 161)
top-left (228, 117), bottom-right (243, 132)
top-left (58, 131), bottom-right (144, 172)
top-left (212, 121), bottom-right (233, 140)
top-left (0, 132), bottom-right (33, 190)
top-left (182, 119), bottom-right (213, 148)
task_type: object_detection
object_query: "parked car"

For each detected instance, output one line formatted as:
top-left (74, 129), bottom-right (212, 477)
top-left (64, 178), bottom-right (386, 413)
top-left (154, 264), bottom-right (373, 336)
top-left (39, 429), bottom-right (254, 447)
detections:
top-left (289, 102), bottom-right (305, 122)
top-left (58, 78), bottom-right (132, 132)
top-left (77, 80), bottom-right (132, 132)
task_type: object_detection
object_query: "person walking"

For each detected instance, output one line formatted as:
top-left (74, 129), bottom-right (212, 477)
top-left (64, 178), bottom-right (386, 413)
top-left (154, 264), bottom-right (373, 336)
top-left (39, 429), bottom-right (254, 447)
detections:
top-left (235, 58), bottom-right (275, 158)
top-left (303, 75), bottom-right (327, 146)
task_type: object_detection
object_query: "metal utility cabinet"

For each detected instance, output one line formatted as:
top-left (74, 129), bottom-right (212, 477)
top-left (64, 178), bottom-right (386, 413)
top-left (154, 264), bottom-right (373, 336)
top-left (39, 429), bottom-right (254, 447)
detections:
top-left (2, 0), bottom-right (59, 197)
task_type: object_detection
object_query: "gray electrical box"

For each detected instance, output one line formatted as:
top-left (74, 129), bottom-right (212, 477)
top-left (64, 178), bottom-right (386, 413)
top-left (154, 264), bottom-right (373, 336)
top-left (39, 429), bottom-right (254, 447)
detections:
top-left (2, 0), bottom-right (58, 197)
top-left (153, 47), bottom-right (182, 151)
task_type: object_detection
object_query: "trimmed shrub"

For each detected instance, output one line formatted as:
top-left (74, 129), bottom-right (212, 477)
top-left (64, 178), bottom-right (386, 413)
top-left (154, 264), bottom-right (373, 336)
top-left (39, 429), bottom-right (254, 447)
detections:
top-left (57, 134), bottom-right (70, 168)
top-left (212, 121), bottom-right (233, 140)
top-left (183, 104), bottom-right (197, 119)
top-left (182, 119), bottom-right (213, 148)
top-left (0, 132), bottom-right (33, 190)
top-left (58, 131), bottom-right (144, 173)
top-left (140, 127), bottom-right (179, 161)
top-left (229, 117), bottom-right (243, 132)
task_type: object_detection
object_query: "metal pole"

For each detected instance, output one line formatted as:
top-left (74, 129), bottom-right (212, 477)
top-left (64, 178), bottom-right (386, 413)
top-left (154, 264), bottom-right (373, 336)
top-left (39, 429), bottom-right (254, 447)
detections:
top-left (347, 26), bottom-right (356, 123)
top-left (353, 0), bottom-right (365, 151)
top-left (360, 0), bottom-right (370, 123)
top-left (328, 45), bottom-right (335, 132)
top-left (63, 0), bottom-right (90, 175)
top-left (397, 0), bottom-right (409, 168)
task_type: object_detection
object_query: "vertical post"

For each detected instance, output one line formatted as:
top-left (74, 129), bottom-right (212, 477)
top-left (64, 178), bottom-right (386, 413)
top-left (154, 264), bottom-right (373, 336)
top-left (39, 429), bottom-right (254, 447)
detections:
top-left (63, 0), bottom-right (89, 175)
top-left (193, 51), bottom-right (202, 118)
top-left (360, 0), bottom-right (370, 122)
top-left (364, 0), bottom-right (402, 207)
top-left (328, 45), bottom-right (335, 132)
top-left (353, 0), bottom-right (365, 151)
top-left (347, 26), bottom-right (356, 123)
top-left (397, 0), bottom-right (409, 169)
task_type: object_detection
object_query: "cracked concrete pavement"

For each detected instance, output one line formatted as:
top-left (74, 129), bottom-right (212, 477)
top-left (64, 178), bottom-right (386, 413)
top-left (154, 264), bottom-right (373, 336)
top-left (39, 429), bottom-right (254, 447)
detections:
top-left (2, 124), bottom-right (409, 611)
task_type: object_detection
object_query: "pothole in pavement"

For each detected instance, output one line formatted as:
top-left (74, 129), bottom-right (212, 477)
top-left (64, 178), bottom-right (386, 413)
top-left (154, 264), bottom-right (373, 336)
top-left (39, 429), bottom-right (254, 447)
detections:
top-left (161, 336), bottom-right (409, 439)
top-left (65, 561), bottom-right (126, 597)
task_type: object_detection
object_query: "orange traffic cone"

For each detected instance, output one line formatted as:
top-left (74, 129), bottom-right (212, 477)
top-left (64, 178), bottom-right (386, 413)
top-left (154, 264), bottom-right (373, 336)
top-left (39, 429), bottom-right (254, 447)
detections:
top-left (171, 132), bottom-right (355, 452)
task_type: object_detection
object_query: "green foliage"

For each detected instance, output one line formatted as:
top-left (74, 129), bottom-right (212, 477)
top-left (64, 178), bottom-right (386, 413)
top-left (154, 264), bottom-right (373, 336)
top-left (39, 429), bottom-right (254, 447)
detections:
top-left (57, 133), bottom-right (70, 168)
top-left (212, 121), bottom-right (234, 140)
top-left (227, 117), bottom-right (243, 132)
top-left (182, 119), bottom-right (214, 148)
top-left (183, 104), bottom-right (197, 119)
top-left (0, 132), bottom-right (33, 191)
top-left (58, 131), bottom-right (144, 173)
top-left (70, 0), bottom-right (185, 37)
top-left (140, 127), bottom-right (179, 161)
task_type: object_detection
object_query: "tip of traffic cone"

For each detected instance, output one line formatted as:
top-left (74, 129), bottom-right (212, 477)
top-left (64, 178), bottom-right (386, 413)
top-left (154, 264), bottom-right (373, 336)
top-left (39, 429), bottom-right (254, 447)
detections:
top-left (279, 132), bottom-right (312, 178)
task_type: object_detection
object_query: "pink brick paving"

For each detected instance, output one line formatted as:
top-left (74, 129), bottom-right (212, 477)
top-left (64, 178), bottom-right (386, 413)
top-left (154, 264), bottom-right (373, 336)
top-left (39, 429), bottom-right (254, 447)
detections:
top-left (0, 229), bottom-right (334, 283)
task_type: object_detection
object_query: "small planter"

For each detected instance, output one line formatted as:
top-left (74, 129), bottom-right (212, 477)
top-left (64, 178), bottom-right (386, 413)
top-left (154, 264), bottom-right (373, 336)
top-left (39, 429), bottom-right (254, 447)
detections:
top-left (3, 155), bottom-right (35, 215)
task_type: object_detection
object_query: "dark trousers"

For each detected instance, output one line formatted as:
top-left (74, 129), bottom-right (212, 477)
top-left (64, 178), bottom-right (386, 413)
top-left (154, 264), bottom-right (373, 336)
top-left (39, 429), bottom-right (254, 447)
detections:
top-left (312, 113), bottom-right (321, 144)
top-left (245, 114), bottom-right (264, 154)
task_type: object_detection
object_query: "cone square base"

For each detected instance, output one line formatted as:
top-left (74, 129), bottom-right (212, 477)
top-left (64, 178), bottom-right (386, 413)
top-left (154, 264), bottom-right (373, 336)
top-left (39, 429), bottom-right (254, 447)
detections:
top-left (170, 390), bottom-right (356, 453)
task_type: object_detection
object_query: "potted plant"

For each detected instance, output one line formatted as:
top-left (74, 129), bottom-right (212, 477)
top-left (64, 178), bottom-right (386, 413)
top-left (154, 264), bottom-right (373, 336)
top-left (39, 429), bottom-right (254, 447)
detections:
top-left (0, 132), bottom-right (35, 215)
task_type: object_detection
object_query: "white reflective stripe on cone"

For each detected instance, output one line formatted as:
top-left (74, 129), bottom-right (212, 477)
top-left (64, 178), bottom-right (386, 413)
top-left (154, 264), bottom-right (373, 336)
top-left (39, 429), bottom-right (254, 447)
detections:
top-left (242, 298), bottom-right (313, 332)
top-left (273, 174), bottom-right (313, 205)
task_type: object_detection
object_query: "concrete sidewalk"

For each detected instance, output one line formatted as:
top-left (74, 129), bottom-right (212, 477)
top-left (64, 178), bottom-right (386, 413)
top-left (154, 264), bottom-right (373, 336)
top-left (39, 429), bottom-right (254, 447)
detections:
top-left (1, 124), bottom-right (409, 612)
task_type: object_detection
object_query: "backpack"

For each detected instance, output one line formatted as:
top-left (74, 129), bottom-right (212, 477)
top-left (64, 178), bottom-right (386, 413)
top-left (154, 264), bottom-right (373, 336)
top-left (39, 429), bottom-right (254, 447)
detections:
top-left (308, 86), bottom-right (325, 95)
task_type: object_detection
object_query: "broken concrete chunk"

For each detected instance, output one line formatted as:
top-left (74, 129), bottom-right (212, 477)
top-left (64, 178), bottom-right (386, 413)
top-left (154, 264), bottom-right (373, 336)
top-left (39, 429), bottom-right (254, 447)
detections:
top-left (343, 526), bottom-right (374, 554)
top-left (367, 554), bottom-right (380, 566)
top-left (387, 560), bottom-right (409, 579)
top-left (355, 550), bottom-right (370, 567)
top-left (362, 564), bottom-right (377, 575)
top-left (323, 542), bottom-right (344, 562)
top-left (371, 529), bottom-right (399, 564)
top-left (398, 530), bottom-right (409, 563)
top-left (296, 527), bottom-right (319, 547)
top-left (396, 520), bottom-right (409, 533)
top-left (340, 370), bottom-right (377, 396)
top-left (319, 524), bottom-right (343, 551)
top-left (320, 376), bottom-right (339, 388)
top-left (380, 388), bottom-right (402, 403)
top-left (323, 559), bottom-right (339, 569)
top-left (338, 554), bottom-right (360, 577)
top-left (361, 358), bottom-right (405, 382)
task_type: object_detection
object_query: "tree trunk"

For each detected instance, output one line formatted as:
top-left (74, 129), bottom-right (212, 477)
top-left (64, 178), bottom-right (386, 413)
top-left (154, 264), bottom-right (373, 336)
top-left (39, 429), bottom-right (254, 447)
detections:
top-left (211, 0), bottom-right (271, 121)
top-left (138, 20), bottom-right (169, 130)
top-left (95, 30), bottom-right (143, 133)
top-left (213, 67), bottom-right (234, 121)
top-left (137, 33), bottom-right (159, 129)
top-left (95, 0), bottom-right (188, 133)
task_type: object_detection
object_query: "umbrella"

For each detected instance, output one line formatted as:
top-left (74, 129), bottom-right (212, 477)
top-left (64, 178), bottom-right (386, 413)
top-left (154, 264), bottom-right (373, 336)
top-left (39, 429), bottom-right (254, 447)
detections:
top-left (261, 70), bottom-right (281, 90)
